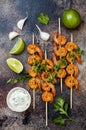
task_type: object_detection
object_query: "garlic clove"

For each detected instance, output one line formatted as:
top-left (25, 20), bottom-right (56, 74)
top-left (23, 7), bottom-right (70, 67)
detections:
top-left (40, 32), bottom-right (50, 41)
top-left (17, 16), bottom-right (28, 30)
top-left (9, 31), bottom-right (20, 40)
top-left (35, 24), bottom-right (50, 41)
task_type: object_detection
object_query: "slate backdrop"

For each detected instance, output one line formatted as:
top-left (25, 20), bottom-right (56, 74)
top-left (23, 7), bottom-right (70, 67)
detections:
top-left (0, 0), bottom-right (86, 130)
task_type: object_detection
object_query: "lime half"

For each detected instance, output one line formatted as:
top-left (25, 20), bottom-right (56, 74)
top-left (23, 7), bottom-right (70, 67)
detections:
top-left (10, 38), bottom-right (25, 54)
top-left (6, 58), bottom-right (23, 73)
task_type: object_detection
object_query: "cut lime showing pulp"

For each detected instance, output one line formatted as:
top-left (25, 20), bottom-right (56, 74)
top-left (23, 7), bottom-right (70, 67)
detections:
top-left (10, 38), bottom-right (25, 54)
top-left (6, 58), bottom-right (23, 73)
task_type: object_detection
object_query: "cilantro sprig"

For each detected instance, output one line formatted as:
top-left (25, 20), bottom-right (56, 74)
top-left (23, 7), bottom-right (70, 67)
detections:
top-left (53, 97), bottom-right (76, 126)
top-left (37, 13), bottom-right (50, 25)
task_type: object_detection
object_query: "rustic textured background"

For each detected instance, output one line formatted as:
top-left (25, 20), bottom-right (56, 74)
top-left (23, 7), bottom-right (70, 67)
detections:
top-left (0, 0), bottom-right (86, 130)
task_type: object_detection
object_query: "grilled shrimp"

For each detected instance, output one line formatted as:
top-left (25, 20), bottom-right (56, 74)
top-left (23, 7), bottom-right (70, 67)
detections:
top-left (52, 53), bottom-right (67, 68)
top-left (65, 76), bottom-right (79, 92)
top-left (66, 64), bottom-right (79, 77)
top-left (66, 51), bottom-right (82, 64)
top-left (53, 31), bottom-right (67, 45)
top-left (42, 82), bottom-right (56, 96)
top-left (66, 52), bottom-right (75, 63)
top-left (42, 91), bottom-right (54, 103)
top-left (53, 42), bottom-right (67, 57)
top-left (41, 71), bottom-right (57, 84)
top-left (42, 59), bottom-right (54, 70)
top-left (27, 55), bottom-right (41, 65)
top-left (28, 77), bottom-right (41, 90)
top-left (65, 42), bottom-right (78, 52)
top-left (57, 69), bottom-right (66, 78)
top-left (27, 44), bottom-right (43, 59)
top-left (28, 66), bottom-right (37, 77)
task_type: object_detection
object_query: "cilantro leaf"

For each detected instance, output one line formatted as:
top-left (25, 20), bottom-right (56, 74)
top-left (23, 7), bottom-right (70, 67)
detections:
top-left (37, 13), bottom-right (50, 25)
top-left (54, 116), bottom-right (66, 126)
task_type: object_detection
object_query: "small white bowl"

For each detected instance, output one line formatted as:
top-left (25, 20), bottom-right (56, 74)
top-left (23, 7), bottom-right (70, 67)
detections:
top-left (6, 87), bottom-right (31, 112)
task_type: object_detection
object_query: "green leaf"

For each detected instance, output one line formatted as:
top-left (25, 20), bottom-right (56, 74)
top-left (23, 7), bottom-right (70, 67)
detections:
top-left (54, 103), bottom-right (60, 111)
top-left (64, 102), bottom-right (68, 112)
top-left (53, 116), bottom-right (66, 126)
top-left (56, 97), bottom-right (65, 108)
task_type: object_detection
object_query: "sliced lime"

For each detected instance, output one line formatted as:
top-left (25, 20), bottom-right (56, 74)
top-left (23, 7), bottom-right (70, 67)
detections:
top-left (10, 38), bottom-right (25, 54)
top-left (6, 58), bottom-right (23, 73)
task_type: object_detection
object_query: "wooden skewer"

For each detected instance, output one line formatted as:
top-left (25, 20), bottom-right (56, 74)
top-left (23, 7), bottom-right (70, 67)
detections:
top-left (32, 33), bottom-right (34, 44)
top-left (58, 18), bottom-right (63, 93)
top-left (44, 48), bottom-right (48, 126)
top-left (32, 33), bottom-right (35, 109)
top-left (46, 102), bottom-right (48, 126)
top-left (70, 33), bottom-right (73, 109)
top-left (33, 89), bottom-right (35, 109)
top-left (58, 18), bottom-right (61, 35)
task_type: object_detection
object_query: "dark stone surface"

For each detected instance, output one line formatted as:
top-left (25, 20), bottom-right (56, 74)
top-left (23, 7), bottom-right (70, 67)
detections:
top-left (0, 0), bottom-right (86, 129)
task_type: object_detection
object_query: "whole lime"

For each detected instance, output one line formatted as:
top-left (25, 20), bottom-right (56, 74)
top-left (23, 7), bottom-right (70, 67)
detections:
top-left (62, 9), bottom-right (81, 29)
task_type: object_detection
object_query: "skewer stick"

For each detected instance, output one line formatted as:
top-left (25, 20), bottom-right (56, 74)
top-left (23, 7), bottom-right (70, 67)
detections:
top-left (44, 48), bottom-right (48, 126)
top-left (70, 33), bottom-right (73, 109)
top-left (32, 33), bottom-right (34, 44)
top-left (46, 102), bottom-right (48, 126)
top-left (33, 89), bottom-right (35, 109)
top-left (32, 33), bottom-right (35, 109)
top-left (58, 18), bottom-right (61, 35)
top-left (58, 18), bottom-right (63, 93)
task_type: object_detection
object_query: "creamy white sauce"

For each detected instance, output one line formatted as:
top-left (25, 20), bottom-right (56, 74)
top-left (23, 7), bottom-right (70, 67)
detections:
top-left (7, 87), bottom-right (31, 112)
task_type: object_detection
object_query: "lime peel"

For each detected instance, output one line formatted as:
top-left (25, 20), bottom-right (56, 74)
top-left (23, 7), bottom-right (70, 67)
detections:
top-left (62, 9), bottom-right (81, 29)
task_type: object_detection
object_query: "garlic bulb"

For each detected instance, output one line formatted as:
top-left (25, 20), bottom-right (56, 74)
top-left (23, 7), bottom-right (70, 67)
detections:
top-left (17, 15), bottom-right (28, 30)
top-left (9, 31), bottom-right (20, 40)
top-left (35, 24), bottom-right (50, 41)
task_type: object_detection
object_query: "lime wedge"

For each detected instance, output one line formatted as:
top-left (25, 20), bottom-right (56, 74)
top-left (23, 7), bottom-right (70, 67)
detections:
top-left (6, 58), bottom-right (23, 73)
top-left (10, 38), bottom-right (25, 54)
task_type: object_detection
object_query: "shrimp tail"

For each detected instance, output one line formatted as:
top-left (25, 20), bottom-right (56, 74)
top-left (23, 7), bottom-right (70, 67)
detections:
top-left (76, 56), bottom-right (82, 64)
top-left (50, 84), bottom-right (56, 97)
top-left (53, 31), bottom-right (58, 43)
top-left (75, 79), bottom-right (79, 92)
top-left (52, 53), bottom-right (57, 65)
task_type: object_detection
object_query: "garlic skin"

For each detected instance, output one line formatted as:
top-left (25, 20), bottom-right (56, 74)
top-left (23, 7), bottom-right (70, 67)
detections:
top-left (9, 31), bottom-right (20, 40)
top-left (35, 24), bottom-right (50, 41)
top-left (17, 16), bottom-right (28, 30)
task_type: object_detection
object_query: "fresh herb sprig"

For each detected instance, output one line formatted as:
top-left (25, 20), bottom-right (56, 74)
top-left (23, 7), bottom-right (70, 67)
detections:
top-left (53, 97), bottom-right (76, 126)
top-left (37, 13), bottom-right (50, 25)
top-left (7, 73), bottom-right (32, 84)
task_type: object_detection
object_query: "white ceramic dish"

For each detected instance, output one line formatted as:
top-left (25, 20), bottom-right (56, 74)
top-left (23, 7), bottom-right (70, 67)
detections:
top-left (6, 87), bottom-right (31, 112)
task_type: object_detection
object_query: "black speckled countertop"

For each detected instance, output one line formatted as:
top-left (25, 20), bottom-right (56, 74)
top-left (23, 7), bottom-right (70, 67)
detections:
top-left (0, 0), bottom-right (86, 130)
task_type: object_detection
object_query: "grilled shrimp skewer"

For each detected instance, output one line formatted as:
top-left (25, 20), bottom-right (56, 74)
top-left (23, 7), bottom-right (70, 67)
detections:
top-left (42, 49), bottom-right (56, 126)
top-left (27, 33), bottom-right (42, 109)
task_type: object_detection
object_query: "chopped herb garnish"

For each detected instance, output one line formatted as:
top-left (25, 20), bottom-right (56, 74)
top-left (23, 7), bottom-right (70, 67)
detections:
top-left (46, 71), bottom-right (57, 83)
top-left (37, 13), bottom-right (50, 25)
top-left (74, 47), bottom-right (84, 56)
top-left (54, 64), bottom-right (60, 71)
top-left (7, 73), bottom-right (32, 84)
top-left (59, 57), bottom-right (68, 67)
